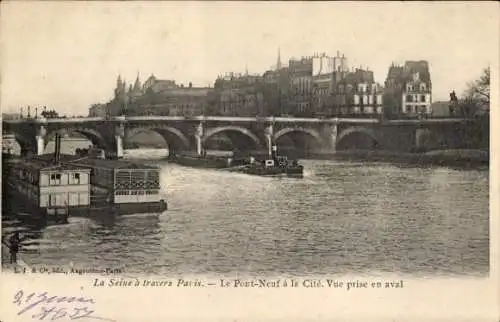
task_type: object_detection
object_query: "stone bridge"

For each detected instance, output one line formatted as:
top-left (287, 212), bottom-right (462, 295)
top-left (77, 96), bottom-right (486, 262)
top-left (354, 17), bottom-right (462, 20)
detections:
top-left (2, 116), bottom-right (482, 158)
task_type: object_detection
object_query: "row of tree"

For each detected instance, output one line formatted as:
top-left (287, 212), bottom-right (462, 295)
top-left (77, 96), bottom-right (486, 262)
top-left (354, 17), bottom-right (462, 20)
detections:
top-left (41, 109), bottom-right (60, 118)
top-left (456, 67), bottom-right (490, 118)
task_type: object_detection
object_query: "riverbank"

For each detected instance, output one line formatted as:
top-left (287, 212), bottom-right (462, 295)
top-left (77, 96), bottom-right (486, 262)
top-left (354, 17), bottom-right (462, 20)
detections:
top-left (309, 149), bottom-right (489, 169)
top-left (2, 242), bottom-right (30, 272)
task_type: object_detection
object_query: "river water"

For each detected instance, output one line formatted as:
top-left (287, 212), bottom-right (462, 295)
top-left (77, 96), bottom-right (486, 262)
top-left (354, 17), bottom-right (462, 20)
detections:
top-left (2, 146), bottom-right (490, 277)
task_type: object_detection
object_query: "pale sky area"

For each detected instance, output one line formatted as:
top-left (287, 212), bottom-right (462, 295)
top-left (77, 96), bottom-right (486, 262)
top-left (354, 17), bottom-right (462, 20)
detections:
top-left (1, 2), bottom-right (498, 116)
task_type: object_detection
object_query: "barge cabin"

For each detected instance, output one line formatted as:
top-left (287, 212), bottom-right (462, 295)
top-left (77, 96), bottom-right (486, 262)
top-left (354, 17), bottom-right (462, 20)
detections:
top-left (3, 134), bottom-right (91, 223)
top-left (63, 156), bottom-right (167, 215)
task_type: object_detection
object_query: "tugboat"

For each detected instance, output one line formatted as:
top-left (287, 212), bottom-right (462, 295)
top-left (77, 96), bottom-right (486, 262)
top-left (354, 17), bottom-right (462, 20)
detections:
top-left (230, 145), bottom-right (304, 177)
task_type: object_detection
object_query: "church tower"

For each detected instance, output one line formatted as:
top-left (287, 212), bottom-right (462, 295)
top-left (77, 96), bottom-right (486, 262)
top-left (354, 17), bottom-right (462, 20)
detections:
top-left (114, 75), bottom-right (124, 98)
top-left (133, 72), bottom-right (142, 93)
top-left (276, 47), bottom-right (282, 70)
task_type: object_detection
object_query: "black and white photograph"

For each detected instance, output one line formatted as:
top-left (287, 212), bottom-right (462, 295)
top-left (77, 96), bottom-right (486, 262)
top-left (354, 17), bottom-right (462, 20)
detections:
top-left (0, 2), bottom-right (497, 321)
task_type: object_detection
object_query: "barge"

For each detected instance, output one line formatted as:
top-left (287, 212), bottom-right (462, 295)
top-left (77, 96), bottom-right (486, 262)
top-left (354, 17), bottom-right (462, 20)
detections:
top-left (3, 157), bottom-right (88, 224)
top-left (168, 151), bottom-right (250, 169)
top-left (2, 134), bottom-right (167, 223)
top-left (64, 155), bottom-right (168, 216)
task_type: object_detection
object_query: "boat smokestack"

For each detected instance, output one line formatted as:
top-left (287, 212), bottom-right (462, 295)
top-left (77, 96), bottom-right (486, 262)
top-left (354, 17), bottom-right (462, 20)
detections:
top-left (54, 133), bottom-right (61, 164)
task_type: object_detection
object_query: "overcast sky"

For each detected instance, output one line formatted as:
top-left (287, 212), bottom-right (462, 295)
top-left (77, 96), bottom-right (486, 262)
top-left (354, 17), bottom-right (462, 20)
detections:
top-left (1, 2), bottom-right (498, 116)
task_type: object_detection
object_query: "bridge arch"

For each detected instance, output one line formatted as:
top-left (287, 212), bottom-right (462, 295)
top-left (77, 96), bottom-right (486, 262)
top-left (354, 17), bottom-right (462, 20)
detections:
top-left (45, 128), bottom-right (108, 150)
top-left (126, 126), bottom-right (190, 151)
top-left (336, 126), bottom-right (379, 150)
top-left (273, 127), bottom-right (325, 157)
top-left (273, 127), bottom-right (324, 145)
top-left (203, 126), bottom-right (262, 150)
top-left (5, 133), bottom-right (34, 155)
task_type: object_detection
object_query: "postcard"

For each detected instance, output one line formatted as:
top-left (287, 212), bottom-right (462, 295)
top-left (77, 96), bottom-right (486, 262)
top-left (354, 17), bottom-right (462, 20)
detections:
top-left (1, 1), bottom-right (498, 322)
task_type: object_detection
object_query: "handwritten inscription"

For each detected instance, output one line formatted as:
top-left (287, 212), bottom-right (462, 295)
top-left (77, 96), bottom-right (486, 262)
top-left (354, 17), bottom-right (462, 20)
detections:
top-left (13, 290), bottom-right (115, 321)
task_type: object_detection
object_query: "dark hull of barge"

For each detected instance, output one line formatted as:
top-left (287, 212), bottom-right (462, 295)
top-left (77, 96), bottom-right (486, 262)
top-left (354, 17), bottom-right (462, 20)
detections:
top-left (168, 154), bottom-right (250, 169)
top-left (230, 165), bottom-right (304, 177)
top-left (3, 185), bottom-right (70, 225)
top-left (4, 180), bottom-right (167, 223)
top-left (68, 200), bottom-right (168, 217)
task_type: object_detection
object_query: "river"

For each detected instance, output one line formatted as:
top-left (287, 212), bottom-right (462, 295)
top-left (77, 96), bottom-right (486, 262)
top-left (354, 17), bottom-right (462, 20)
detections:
top-left (1, 146), bottom-right (490, 277)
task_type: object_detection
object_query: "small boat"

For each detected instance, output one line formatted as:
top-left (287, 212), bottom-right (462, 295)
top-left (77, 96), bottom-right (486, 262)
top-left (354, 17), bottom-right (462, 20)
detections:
top-left (229, 146), bottom-right (304, 177)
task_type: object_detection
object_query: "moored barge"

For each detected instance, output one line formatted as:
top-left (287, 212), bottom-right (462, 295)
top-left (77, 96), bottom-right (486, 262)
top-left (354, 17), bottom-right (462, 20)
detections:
top-left (168, 151), bottom-right (250, 169)
top-left (3, 156), bottom-right (90, 224)
top-left (64, 155), bottom-right (167, 216)
top-left (2, 134), bottom-right (167, 223)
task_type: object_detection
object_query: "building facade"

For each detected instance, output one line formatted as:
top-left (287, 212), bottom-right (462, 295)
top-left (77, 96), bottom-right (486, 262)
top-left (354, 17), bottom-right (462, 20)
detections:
top-left (384, 61), bottom-right (432, 118)
top-left (317, 51), bottom-right (384, 117)
top-left (2, 113), bottom-right (22, 120)
top-left (289, 57), bottom-right (313, 115)
top-left (213, 73), bottom-right (265, 117)
top-left (98, 57), bottom-right (432, 119)
top-left (311, 52), bottom-right (344, 115)
top-left (262, 66), bottom-right (290, 116)
top-left (106, 74), bottom-right (210, 116)
top-left (88, 104), bottom-right (108, 117)
top-left (158, 86), bottom-right (211, 116)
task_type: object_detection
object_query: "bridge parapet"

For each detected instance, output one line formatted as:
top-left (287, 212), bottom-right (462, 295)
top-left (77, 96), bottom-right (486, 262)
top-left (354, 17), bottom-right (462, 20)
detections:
top-left (3, 115), bottom-right (472, 126)
top-left (2, 116), bottom-right (480, 157)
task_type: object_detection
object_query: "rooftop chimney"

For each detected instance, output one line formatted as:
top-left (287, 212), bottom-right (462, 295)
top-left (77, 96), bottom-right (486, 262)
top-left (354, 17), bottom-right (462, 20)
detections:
top-left (54, 133), bottom-right (61, 164)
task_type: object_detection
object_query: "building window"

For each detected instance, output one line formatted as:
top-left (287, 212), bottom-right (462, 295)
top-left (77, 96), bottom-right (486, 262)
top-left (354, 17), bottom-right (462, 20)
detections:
top-left (420, 83), bottom-right (426, 91)
top-left (50, 173), bottom-right (61, 185)
top-left (406, 95), bottom-right (413, 102)
top-left (72, 173), bottom-right (81, 184)
top-left (420, 95), bottom-right (426, 102)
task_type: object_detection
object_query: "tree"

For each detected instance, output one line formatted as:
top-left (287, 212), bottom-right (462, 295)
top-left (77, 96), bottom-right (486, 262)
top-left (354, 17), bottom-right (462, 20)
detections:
top-left (463, 67), bottom-right (490, 116)
top-left (41, 109), bottom-right (59, 118)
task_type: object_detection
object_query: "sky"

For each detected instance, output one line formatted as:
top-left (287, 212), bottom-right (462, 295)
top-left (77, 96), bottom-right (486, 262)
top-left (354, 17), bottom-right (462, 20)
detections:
top-left (1, 2), bottom-right (498, 116)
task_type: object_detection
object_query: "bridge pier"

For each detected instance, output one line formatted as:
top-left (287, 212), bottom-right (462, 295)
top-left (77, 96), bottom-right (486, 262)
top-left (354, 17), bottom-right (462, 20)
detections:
top-left (99, 122), bottom-right (125, 159)
top-left (264, 124), bottom-right (273, 157)
top-left (324, 124), bottom-right (338, 154)
top-left (114, 123), bottom-right (125, 159)
top-left (115, 135), bottom-right (124, 158)
top-left (195, 122), bottom-right (204, 156)
top-left (35, 125), bottom-right (47, 155)
top-left (415, 128), bottom-right (433, 152)
top-left (36, 136), bottom-right (45, 155)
